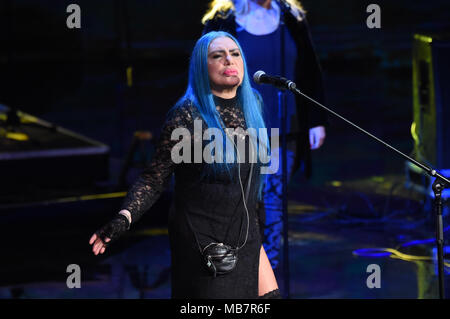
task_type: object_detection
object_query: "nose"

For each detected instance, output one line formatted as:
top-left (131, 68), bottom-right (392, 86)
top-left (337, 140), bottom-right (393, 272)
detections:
top-left (225, 53), bottom-right (233, 64)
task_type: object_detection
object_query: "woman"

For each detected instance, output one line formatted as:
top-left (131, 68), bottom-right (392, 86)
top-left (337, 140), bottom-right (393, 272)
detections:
top-left (202, 0), bottom-right (328, 269)
top-left (89, 31), bottom-right (280, 299)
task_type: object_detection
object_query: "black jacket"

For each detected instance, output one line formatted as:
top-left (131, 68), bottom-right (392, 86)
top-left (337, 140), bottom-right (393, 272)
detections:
top-left (203, 6), bottom-right (327, 177)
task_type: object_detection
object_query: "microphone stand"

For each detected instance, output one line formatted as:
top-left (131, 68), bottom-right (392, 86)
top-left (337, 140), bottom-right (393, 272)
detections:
top-left (281, 80), bottom-right (449, 299)
top-left (276, 0), bottom-right (290, 299)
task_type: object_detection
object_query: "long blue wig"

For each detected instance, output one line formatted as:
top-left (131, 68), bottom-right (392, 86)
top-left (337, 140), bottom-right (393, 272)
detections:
top-left (173, 31), bottom-right (270, 197)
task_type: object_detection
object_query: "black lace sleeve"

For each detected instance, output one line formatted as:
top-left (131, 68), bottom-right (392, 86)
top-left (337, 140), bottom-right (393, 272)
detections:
top-left (120, 102), bottom-right (193, 224)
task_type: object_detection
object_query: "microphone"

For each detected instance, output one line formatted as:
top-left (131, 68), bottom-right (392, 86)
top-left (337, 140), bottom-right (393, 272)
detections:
top-left (253, 70), bottom-right (296, 90)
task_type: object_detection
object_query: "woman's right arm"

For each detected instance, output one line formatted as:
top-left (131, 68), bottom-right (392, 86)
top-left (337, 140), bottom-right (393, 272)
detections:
top-left (89, 105), bottom-right (193, 254)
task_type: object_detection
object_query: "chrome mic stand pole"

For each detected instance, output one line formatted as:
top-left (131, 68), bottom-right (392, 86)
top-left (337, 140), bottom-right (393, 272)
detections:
top-left (277, 0), bottom-right (290, 299)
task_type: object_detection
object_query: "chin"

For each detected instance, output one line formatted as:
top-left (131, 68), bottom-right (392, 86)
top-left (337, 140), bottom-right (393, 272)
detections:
top-left (224, 78), bottom-right (241, 87)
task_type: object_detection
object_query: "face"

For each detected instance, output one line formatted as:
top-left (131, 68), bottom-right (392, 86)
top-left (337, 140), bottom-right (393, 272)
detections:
top-left (207, 37), bottom-right (244, 95)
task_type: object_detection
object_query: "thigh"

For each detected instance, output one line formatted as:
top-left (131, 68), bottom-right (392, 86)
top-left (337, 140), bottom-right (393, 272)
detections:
top-left (258, 245), bottom-right (279, 296)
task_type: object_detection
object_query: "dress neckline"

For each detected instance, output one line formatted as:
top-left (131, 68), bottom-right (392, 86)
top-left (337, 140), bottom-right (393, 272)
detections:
top-left (213, 94), bottom-right (238, 109)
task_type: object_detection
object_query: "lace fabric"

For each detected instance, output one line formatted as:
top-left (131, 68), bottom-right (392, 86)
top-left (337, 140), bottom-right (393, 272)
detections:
top-left (119, 96), bottom-right (263, 298)
top-left (120, 97), bottom-right (248, 223)
top-left (258, 288), bottom-right (282, 299)
top-left (95, 214), bottom-right (130, 243)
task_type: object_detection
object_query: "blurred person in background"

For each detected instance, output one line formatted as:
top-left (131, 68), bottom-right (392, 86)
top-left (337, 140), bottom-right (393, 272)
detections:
top-left (202, 0), bottom-right (328, 269)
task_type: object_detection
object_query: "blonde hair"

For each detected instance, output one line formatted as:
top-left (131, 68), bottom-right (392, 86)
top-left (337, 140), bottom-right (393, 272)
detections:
top-left (201, 0), bottom-right (305, 24)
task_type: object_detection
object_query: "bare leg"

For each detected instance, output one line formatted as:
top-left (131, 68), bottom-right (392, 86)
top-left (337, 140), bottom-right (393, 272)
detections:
top-left (258, 244), bottom-right (279, 296)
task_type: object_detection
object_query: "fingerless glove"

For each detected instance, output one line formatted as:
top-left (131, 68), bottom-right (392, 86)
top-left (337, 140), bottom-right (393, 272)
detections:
top-left (95, 214), bottom-right (130, 245)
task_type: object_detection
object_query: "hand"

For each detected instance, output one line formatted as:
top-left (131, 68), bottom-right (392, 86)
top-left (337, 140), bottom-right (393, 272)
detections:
top-left (88, 214), bottom-right (130, 255)
top-left (89, 233), bottom-right (111, 255)
top-left (309, 126), bottom-right (326, 150)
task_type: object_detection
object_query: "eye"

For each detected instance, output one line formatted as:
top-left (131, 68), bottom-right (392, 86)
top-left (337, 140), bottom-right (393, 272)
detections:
top-left (232, 52), bottom-right (240, 57)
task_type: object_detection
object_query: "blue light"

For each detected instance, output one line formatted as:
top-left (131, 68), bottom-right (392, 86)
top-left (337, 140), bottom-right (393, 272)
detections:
top-left (353, 248), bottom-right (391, 257)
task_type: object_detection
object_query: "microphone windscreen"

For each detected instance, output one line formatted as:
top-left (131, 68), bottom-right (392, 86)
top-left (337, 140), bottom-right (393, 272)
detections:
top-left (253, 70), bottom-right (265, 83)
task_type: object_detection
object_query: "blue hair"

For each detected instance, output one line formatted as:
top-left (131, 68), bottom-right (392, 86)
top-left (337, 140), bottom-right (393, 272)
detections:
top-left (174, 31), bottom-right (269, 198)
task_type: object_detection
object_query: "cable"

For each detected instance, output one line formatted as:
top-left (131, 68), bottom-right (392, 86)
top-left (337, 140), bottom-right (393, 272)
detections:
top-left (353, 226), bottom-right (450, 270)
top-left (353, 247), bottom-right (450, 269)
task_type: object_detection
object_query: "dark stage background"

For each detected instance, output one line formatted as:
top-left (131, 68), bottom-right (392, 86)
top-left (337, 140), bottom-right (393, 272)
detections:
top-left (1, 0), bottom-right (450, 299)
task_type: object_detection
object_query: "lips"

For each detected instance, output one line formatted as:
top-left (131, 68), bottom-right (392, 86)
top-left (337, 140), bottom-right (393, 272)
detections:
top-left (223, 69), bottom-right (238, 76)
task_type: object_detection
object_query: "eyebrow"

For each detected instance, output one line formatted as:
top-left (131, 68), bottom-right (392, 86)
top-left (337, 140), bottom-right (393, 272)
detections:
top-left (208, 48), bottom-right (240, 55)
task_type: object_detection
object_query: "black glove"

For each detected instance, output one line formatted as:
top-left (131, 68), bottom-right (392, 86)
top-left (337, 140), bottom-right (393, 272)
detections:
top-left (95, 214), bottom-right (130, 245)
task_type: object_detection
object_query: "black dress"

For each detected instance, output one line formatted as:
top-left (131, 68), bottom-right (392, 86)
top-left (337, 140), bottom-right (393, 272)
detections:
top-left (120, 95), bottom-right (263, 298)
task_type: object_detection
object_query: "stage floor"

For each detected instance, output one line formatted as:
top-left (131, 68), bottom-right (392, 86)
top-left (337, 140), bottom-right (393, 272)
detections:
top-left (0, 174), bottom-right (448, 299)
